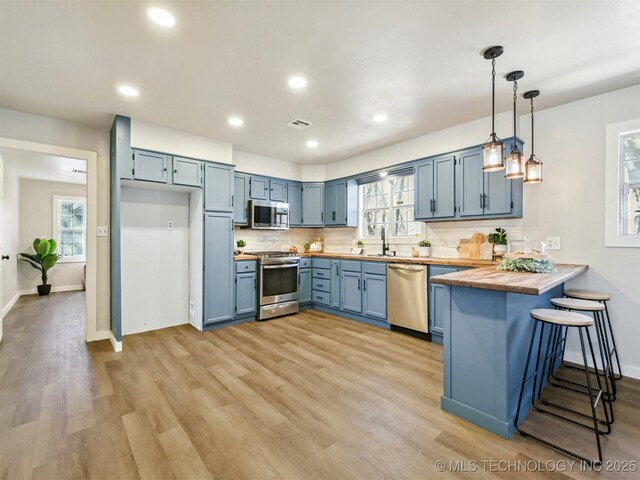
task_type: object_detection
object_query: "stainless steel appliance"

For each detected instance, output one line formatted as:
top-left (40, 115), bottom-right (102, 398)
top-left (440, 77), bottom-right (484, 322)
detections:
top-left (250, 200), bottom-right (289, 230)
top-left (387, 264), bottom-right (428, 337)
top-left (255, 251), bottom-right (300, 320)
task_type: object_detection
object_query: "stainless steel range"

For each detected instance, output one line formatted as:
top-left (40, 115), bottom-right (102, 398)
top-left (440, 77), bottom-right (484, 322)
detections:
top-left (253, 251), bottom-right (300, 320)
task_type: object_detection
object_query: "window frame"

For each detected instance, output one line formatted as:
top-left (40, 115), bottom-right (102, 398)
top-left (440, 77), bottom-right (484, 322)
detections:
top-left (53, 195), bottom-right (87, 263)
top-left (605, 118), bottom-right (640, 247)
top-left (358, 174), bottom-right (422, 241)
top-left (619, 130), bottom-right (640, 237)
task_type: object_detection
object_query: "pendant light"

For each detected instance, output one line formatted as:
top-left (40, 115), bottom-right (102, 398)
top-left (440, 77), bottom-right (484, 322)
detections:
top-left (505, 70), bottom-right (525, 179)
top-left (482, 46), bottom-right (505, 172)
top-left (523, 90), bottom-right (542, 183)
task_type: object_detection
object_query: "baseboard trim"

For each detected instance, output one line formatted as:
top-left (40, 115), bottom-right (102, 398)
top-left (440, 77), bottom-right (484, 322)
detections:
top-left (87, 329), bottom-right (112, 342)
top-left (109, 331), bottom-right (122, 352)
top-left (564, 350), bottom-right (639, 380)
top-left (1, 292), bottom-right (21, 318)
top-left (19, 285), bottom-right (84, 296)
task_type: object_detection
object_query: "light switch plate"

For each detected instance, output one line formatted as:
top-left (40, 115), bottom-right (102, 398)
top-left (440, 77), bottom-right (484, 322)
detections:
top-left (546, 236), bottom-right (561, 250)
top-left (97, 226), bottom-right (109, 237)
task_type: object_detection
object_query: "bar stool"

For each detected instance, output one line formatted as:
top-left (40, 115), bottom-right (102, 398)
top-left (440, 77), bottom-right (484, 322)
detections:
top-left (564, 289), bottom-right (622, 381)
top-left (515, 308), bottom-right (604, 466)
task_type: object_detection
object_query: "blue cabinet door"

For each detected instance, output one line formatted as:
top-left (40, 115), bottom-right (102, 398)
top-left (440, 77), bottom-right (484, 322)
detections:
top-left (341, 271), bottom-right (362, 314)
top-left (299, 268), bottom-right (312, 305)
top-left (334, 180), bottom-right (348, 226)
top-left (414, 160), bottom-right (434, 220)
top-left (288, 182), bottom-right (302, 226)
top-left (457, 148), bottom-right (484, 217)
top-left (234, 174), bottom-right (249, 225)
top-left (172, 157), bottom-right (202, 187)
top-left (483, 140), bottom-right (512, 216)
top-left (269, 179), bottom-right (288, 202)
top-left (133, 150), bottom-right (169, 183)
top-left (204, 213), bottom-right (234, 324)
top-left (302, 183), bottom-right (324, 226)
top-left (429, 282), bottom-right (450, 336)
top-left (363, 273), bottom-right (386, 320)
top-left (250, 176), bottom-right (269, 200)
top-left (204, 163), bottom-right (234, 213)
top-left (235, 272), bottom-right (256, 316)
top-left (433, 154), bottom-right (455, 218)
top-left (324, 182), bottom-right (337, 226)
top-left (330, 260), bottom-right (340, 308)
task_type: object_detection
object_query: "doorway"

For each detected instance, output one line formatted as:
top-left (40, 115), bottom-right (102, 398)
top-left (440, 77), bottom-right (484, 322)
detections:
top-left (0, 138), bottom-right (98, 344)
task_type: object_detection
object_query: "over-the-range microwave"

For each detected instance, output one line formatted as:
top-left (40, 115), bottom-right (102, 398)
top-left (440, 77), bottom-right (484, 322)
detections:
top-left (250, 200), bottom-right (290, 230)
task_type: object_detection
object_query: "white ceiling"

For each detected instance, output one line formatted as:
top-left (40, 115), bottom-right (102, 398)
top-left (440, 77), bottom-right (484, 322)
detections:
top-left (1, 1), bottom-right (639, 164)
top-left (1, 148), bottom-right (87, 185)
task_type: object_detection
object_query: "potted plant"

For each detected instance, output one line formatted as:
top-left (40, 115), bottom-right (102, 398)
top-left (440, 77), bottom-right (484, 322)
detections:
top-left (303, 242), bottom-right (312, 253)
top-left (417, 240), bottom-right (431, 257)
top-left (488, 227), bottom-right (508, 254)
top-left (355, 239), bottom-right (364, 253)
top-left (236, 239), bottom-right (246, 253)
top-left (18, 237), bottom-right (62, 296)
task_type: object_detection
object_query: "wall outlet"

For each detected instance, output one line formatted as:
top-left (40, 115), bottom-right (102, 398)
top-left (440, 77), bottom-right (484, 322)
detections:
top-left (546, 236), bottom-right (561, 250)
top-left (97, 226), bottom-right (109, 237)
top-left (168, 220), bottom-right (174, 230)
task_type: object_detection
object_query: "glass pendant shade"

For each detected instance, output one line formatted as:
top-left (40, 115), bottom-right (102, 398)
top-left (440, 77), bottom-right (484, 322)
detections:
top-left (505, 147), bottom-right (525, 178)
top-left (482, 135), bottom-right (504, 171)
top-left (524, 154), bottom-right (542, 183)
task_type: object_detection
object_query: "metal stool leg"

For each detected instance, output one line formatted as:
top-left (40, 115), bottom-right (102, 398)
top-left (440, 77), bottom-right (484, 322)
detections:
top-left (602, 301), bottom-right (622, 380)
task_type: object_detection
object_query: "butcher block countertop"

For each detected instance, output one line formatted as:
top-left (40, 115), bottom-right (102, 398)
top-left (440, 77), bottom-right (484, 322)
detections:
top-left (429, 263), bottom-right (588, 295)
top-left (234, 252), bottom-right (496, 268)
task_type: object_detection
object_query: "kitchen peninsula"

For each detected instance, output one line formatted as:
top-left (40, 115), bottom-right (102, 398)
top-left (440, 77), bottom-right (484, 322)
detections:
top-left (430, 264), bottom-right (588, 438)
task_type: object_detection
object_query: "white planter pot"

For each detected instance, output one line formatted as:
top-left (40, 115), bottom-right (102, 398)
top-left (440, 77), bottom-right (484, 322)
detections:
top-left (493, 244), bottom-right (507, 255)
top-left (237, 247), bottom-right (245, 254)
top-left (419, 247), bottom-right (431, 257)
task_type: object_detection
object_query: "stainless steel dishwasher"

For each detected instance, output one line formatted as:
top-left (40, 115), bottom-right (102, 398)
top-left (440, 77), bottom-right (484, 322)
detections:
top-left (387, 264), bottom-right (428, 336)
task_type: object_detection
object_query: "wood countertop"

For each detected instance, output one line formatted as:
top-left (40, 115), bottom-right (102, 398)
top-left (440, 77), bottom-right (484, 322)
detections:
top-left (429, 263), bottom-right (588, 295)
top-left (234, 252), bottom-right (496, 268)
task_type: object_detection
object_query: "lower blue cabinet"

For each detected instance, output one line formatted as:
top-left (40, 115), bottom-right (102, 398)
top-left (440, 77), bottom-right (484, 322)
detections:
top-left (363, 273), bottom-right (386, 320)
top-left (341, 270), bottom-right (362, 314)
top-left (204, 213), bottom-right (234, 325)
top-left (429, 266), bottom-right (456, 342)
top-left (299, 268), bottom-right (312, 305)
top-left (330, 260), bottom-right (341, 308)
top-left (235, 272), bottom-right (256, 316)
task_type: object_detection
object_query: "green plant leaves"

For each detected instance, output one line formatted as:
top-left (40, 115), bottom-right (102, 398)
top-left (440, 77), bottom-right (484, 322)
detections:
top-left (497, 258), bottom-right (556, 273)
top-left (20, 238), bottom-right (61, 281)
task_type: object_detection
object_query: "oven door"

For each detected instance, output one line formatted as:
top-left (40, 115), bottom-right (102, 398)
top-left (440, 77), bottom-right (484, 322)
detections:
top-left (260, 263), bottom-right (299, 305)
top-left (251, 201), bottom-right (289, 230)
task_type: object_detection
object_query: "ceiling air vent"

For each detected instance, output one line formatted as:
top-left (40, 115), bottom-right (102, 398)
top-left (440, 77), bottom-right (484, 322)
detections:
top-left (286, 118), bottom-right (312, 130)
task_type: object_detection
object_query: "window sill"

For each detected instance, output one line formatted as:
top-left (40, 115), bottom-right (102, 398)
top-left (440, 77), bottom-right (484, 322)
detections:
top-left (58, 257), bottom-right (86, 264)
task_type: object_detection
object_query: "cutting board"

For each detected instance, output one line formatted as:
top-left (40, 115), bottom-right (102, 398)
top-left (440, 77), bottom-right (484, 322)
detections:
top-left (458, 232), bottom-right (488, 259)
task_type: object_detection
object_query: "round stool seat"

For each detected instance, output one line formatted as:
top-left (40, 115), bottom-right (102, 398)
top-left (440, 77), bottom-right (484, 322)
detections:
top-left (531, 309), bottom-right (593, 326)
top-left (551, 297), bottom-right (604, 312)
top-left (563, 289), bottom-right (611, 301)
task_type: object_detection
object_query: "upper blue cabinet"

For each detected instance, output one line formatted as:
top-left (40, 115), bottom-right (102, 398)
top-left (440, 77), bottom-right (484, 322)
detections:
top-left (172, 156), bottom-right (202, 187)
top-left (132, 149), bottom-right (170, 183)
top-left (415, 154), bottom-right (455, 220)
top-left (234, 173), bottom-right (250, 225)
top-left (324, 179), bottom-right (358, 227)
top-left (288, 181), bottom-right (303, 226)
top-left (269, 179), bottom-right (288, 202)
top-left (302, 183), bottom-right (324, 226)
top-left (249, 175), bottom-right (288, 202)
top-left (204, 163), bottom-right (234, 213)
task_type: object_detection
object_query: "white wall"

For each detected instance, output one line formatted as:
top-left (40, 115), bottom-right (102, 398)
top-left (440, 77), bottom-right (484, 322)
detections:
top-left (0, 108), bottom-right (111, 332)
top-left (121, 187), bottom-right (190, 335)
top-left (2, 156), bottom-right (20, 314)
top-left (519, 85), bottom-right (640, 378)
top-left (18, 178), bottom-right (86, 291)
top-left (234, 150), bottom-right (301, 180)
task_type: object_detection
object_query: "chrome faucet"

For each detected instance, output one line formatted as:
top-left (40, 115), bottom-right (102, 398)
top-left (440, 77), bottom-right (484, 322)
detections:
top-left (381, 226), bottom-right (390, 256)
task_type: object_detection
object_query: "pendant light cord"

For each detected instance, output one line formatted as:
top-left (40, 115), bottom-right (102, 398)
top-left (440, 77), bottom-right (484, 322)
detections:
top-left (530, 97), bottom-right (535, 155)
top-left (512, 80), bottom-right (518, 144)
top-left (491, 57), bottom-right (496, 136)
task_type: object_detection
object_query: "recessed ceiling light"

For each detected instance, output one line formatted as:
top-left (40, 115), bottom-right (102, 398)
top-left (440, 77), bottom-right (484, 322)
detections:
top-left (288, 76), bottom-right (308, 89)
top-left (373, 114), bottom-right (388, 123)
top-left (147, 7), bottom-right (175, 27)
top-left (228, 117), bottom-right (244, 127)
top-left (118, 85), bottom-right (139, 97)
top-left (306, 140), bottom-right (319, 148)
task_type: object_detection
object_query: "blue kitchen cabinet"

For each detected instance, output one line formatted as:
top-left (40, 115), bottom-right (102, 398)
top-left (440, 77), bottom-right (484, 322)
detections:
top-left (363, 272), bottom-right (386, 320)
top-left (235, 271), bottom-right (257, 316)
top-left (433, 155), bottom-right (455, 218)
top-left (302, 183), bottom-right (324, 226)
top-left (483, 139), bottom-right (514, 216)
top-left (172, 156), bottom-right (202, 187)
top-left (250, 176), bottom-right (269, 200)
top-left (457, 147), bottom-right (485, 217)
top-left (324, 179), bottom-right (357, 226)
top-left (330, 260), bottom-right (341, 308)
top-left (204, 213), bottom-right (234, 325)
top-left (204, 163), bottom-right (234, 213)
top-left (288, 182), bottom-right (302, 226)
top-left (133, 149), bottom-right (169, 183)
top-left (414, 160), bottom-right (434, 219)
top-left (340, 271), bottom-right (362, 314)
top-left (234, 173), bottom-right (249, 225)
top-left (299, 267), bottom-right (312, 305)
top-left (429, 265), bottom-right (458, 344)
top-left (324, 182), bottom-right (337, 226)
top-left (269, 179), bottom-right (288, 202)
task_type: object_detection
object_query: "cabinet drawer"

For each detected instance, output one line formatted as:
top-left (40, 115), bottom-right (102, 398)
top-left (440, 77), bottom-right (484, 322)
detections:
top-left (299, 258), bottom-right (312, 268)
top-left (312, 278), bottom-right (330, 293)
top-left (312, 258), bottom-right (331, 269)
top-left (312, 268), bottom-right (330, 279)
top-left (235, 261), bottom-right (256, 273)
top-left (340, 260), bottom-right (361, 272)
top-left (312, 291), bottom-right (330, 306)
top-left (362, 261), bottom-right (386, 276)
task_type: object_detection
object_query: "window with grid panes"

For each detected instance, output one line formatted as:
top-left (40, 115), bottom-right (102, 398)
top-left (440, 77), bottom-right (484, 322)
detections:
top-left (360, 175), bottom-right (420, 237)
top-left (54, 196), bottom-right (86, 259)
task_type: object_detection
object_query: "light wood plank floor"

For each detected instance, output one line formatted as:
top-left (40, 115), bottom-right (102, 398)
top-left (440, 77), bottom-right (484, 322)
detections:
top-left (1, 292), bottom-right (639, 479)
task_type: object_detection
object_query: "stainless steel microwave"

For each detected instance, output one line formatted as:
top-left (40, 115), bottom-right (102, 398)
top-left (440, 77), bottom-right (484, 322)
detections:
top-left (250, 200), bottom-right (290, 230)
